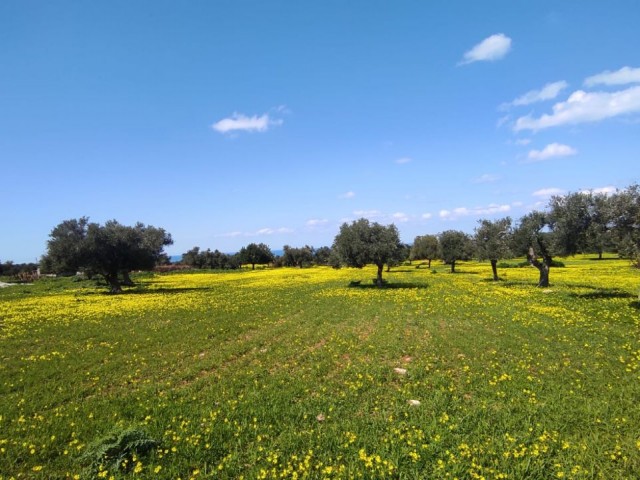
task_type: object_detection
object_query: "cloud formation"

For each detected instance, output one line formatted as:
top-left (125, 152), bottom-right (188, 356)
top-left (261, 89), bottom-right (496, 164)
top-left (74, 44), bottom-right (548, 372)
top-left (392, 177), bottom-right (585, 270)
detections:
top-left (473, 173), bottom-right (500, 184)
top-left (255, 227), bottom-right (293, 235)
top-left (514, 86), bottom-right (640, 131)
top-left (459, 33), bottom-right (512, 65)
top-left (439, 203), bottom-right (511, 220)
top-left (532, 188), bottom-right (564, 198)
top-left (584, 66), bottom-right (640, 87)
top-left (216, 226), bottom-right (293, 237)
top-left (526, 143), bottom-right (577, 162)
top-left (580, 186), bottom-right (617, 195)
top-left (339, 191), bottom-right (356, 199)
top-left (504, 81), bottom-right (568, 108)
top-left (391, 212), bottom-right (410, 223)
top-left (306, 219), bottom-right (329, 227)
top-left (212, 112), bottom-right (283, 134)
top-left (395, 157), bottom-right (412, 164)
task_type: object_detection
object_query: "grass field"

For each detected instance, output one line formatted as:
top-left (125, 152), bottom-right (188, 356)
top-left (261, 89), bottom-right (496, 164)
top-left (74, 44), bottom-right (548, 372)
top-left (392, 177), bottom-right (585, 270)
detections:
top-left (1, 257), bottom-right (639, 479)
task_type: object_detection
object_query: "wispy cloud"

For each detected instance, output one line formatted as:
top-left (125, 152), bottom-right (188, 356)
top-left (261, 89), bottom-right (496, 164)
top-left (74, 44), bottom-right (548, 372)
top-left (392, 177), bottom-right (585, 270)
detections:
top-left (422, 213), bottom-right (433, 220)
top-left (339, 191), bottom-right (356, 199)
top-left (391, 212), bottom-right (410, 223)
top-left (306, 218), bottom-right (329, 227)
top-left (584, 66), bottom-right (640, 87)
top-left (439, 203), bottom-right (511, 220)
top-left (353, 209), bottom-right (381, 218)
top-left (473, 173), bottom-right (500, 184)
top-left (212, 111), bottom-right (283, 134)
top-left (502, 81), bottom-right (568, 109)
top-left (216, 227), bottom-right (293, 237)
top-left (580, 186), bottom-right (617, 195)
top-left (459, 33), bottom-right (512, 65)
top-left (513, 86), bottom-right (640, 131)
top-left (216, 231), bottom-right (243, 238)
top-left (395, 157), bottom-right (412, 165)
top-left (514, 138), bottom-right (531, 146)
top-left (526, 143), bottom-right (577, 162)
top-left (532, 188), bottom-right (565, 198)
top-left (255, 227), bottom-right (293, 235)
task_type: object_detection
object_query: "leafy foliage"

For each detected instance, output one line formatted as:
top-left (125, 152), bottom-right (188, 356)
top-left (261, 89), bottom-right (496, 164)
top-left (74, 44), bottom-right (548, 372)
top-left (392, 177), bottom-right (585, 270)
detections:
top-left (474, 217), bottom-right (512, 280)
top-left (239, 243), bottom-right (274, 270)
top-left (43, 218), bottom-right (172, 293)
top-left (181, 247), bottom-right (241, 270)
top-left (410, 235), bottom-right (439, 268)
top-left (281, 245), bottom-right (315, 268)
top-left (439, 230), bottom-right (473, 273)
top-left (332, 218), bottom-right (402, 286)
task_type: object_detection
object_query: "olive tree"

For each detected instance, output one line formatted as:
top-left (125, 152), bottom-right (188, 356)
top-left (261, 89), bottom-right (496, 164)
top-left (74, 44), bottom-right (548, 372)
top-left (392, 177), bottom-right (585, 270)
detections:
top-left (332, 218), bottom-right (402, 287)
top-left (44, 218), bottom-right (172, 293)
top-left (239, 243), bottom-right (274, 270)
top-left (410, 235), bottom-right (439, 268)
top-left (439, 230), bottom-right (473, 273)
top-left (474, 217), bottom-right (512, 281)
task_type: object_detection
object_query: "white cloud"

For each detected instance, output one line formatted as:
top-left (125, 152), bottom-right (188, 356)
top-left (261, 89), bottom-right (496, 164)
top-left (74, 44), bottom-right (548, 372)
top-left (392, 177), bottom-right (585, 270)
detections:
top-left (473, 173), bottom-right (500, 183)
top-left (580, 186), bottom-right (617, 195)
top-left (515, 138), bottom-right (531, 146)
top-left (584, 66), bottom-right (640, 87)
top-left (255, 227), bottom-right (293, 235)
top-left (422, 213), bottom-right (433, 220)
top-left (392, 212), bottom-right (410, 223)
top-left (513, 86), bottom-right (640, 131)
top-left (395, 157), bottom-right (412, 164)
top-left (215, 231), bottom-right (243, 238)
top-left (306, 219), bottom-right (328, 227)
top-left (212, 112), bottom-right (283, 133)
top-left (532, 188), bottom-right (565, 198)
top-left (439, 203), bottom-right (511, 220)
top-left (504, 81), bottom-right (568, 108)
top-left (459, 33), bottom-right (512, 65)
top-left (353, 209), bottom-right (381, 219)
top-left (339, 191), bottom-right (356, 199)
top-left (526, 143), bottom-right (577, 162)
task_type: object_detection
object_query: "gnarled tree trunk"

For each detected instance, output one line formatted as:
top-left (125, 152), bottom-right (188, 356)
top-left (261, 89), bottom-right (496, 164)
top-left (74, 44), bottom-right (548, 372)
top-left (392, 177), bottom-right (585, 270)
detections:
top-left (527, 247), bottom-right (551, 287)
top-left (450, 260), bottom-right (456, 273)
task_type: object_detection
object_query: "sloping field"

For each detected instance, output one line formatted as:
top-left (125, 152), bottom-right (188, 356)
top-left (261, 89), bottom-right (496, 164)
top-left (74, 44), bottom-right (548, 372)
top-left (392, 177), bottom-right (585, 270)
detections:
top-left (1, 257), bottom-right (639, 479)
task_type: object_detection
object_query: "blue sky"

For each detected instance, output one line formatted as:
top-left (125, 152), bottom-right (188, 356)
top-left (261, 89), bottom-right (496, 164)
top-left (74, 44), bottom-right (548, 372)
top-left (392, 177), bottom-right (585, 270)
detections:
top-left (2, 1), bottom-right (640, 263)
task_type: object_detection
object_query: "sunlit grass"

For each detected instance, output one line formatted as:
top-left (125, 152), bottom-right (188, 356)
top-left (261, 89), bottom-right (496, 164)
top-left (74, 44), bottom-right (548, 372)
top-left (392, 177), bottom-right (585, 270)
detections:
top-left (1, 256), bottom-right (639, 478)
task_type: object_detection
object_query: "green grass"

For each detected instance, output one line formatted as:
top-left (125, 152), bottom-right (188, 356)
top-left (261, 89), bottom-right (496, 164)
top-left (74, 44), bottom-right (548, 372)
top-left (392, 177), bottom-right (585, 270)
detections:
top-left (1, 256), bottom-right (639, 479)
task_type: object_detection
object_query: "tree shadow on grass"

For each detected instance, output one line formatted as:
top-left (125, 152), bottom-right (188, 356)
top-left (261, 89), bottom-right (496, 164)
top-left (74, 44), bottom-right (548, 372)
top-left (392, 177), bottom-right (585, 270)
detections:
top-left (630, 301), bottom-right (640, 310)
top-left (84, 286), bottom-right (216, 296)
top-left (480, 277), bottom-right (508, 283)
top-left (347, 281), bottom-right (428, 290)
top-left (569, 289), bottom-right (636, 300)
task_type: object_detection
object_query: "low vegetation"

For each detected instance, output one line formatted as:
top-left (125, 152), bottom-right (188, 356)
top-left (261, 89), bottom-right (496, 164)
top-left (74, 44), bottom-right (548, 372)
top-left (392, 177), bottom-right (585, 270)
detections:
top-left (1, 256), bottom-right (639, 478)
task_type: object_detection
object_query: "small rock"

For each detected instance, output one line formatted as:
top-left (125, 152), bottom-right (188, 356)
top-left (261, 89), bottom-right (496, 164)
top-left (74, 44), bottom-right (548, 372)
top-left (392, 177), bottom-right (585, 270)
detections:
top-left (408, 399), bottom-right (421, 406)
top-left (316, 413), bottom-right (325, 422)
top-left (394, 367), bottom-right (407, 375)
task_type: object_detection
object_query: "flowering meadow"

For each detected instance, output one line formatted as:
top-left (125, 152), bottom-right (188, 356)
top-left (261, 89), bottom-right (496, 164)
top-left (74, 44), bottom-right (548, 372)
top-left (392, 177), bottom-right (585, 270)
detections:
top-left (1, 257), bottom-right (639, 479)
